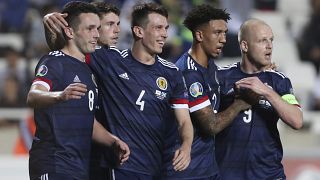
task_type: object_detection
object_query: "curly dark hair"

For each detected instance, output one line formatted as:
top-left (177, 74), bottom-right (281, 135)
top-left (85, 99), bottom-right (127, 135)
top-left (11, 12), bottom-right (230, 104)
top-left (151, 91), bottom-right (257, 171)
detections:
top-left (183, 4), bottom-right (230, 33)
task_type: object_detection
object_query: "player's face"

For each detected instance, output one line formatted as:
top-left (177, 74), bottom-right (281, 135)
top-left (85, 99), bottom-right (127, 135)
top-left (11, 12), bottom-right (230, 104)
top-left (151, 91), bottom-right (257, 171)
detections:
top-left (201, 20), bottom-right (227, 58)
top-left (98, 12), bottom-right (120, 46)
top-left (247, 24), bottom-right (273, 67)
top-left (141, 13), bottom-right (169, 55)
top-left (73, 13), bottom-right (100, 54)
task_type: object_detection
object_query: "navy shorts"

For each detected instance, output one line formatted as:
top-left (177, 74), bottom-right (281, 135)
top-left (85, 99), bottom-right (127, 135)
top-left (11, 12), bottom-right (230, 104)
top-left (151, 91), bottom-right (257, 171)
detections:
top-left (31, 173), bottom-right (75, 180)
top-left (112, 169), bottom-right (160, 180)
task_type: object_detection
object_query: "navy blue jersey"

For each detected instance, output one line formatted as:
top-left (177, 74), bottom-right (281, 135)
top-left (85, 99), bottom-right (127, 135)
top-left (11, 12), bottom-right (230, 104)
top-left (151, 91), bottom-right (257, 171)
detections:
top-left (215, 62), bottom-right (297, 179)
top-left (29, 51), bottom-right (98, 180)
top-left (162, 52), bottom-right (220, 179)
top-left (86, 46), bottom-right (188, 176)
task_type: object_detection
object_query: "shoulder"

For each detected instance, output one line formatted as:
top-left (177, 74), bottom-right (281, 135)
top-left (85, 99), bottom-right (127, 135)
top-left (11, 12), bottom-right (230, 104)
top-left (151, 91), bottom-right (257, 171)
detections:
top-left (94, 46), bottom-right (128, 57)
top-left (38, 51), bottom-right (65, 66)
top-left (91, 46), bottom-right (129, 63)
top-left (175, 53), bottom-right (198, 71)
top-left (264, 69), bottom-right (288, 79)
top-left (217, 62), bottom-right (238, 71)
top-left (157, 56), bottom-right (179, 71)
top-left (217, 62), bottom-right (239, 77)
top-left (108, 46), bottom-right (130, 58)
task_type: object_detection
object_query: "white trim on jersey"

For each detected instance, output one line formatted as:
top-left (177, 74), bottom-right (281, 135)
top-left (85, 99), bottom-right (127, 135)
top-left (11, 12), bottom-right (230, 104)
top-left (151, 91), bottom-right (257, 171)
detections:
top-left (189, 99), bottom-right (211, 113)
top-left (264, 69), bottom-right (287, 79)
top-left (109, 47), bottom-right (129, 58)
top-left (40, 173), bottom-right (48, 180)
top-left (158, 56), bottom-right (179, 70)
top-left (32, 81), bottom-right (50, 91)
top-left (187, 56), bottom-right (197, 70)
top-left (171, 104), bottom-right (189, 109)
top-left (217, 62), bottom-right (237, 70)
top-left (49, 51), bottom-right (65, 57)
top-left (112, 169), bottom-right (115, 180)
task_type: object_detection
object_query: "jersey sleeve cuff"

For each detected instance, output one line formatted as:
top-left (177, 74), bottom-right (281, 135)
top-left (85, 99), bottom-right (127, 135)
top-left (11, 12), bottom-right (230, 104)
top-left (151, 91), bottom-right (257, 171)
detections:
top-left (189, 99), bottom-right (211, 113)
top-left (32, 78), bottom-right (51, 91)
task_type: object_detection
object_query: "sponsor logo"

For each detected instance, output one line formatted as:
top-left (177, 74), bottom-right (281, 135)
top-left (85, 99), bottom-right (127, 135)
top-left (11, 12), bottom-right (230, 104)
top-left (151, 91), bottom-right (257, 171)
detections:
top-left (156, 77), bottom-right (167, 90)
top-left (73, 75), bottom-right (81, 82)
top-left (36, 65), bottom-right (48, 77)
top-left (119, 72), bottom-right (129, 80)
top-left (155, 90), bottom-right (167, 100)
top-left (189, 82), bottom-right (203, 97)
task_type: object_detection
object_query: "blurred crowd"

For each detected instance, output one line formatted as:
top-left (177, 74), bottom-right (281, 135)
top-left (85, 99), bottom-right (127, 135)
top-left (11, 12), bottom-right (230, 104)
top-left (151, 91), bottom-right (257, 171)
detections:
top-left (4, 0), bottom-right (320, 114)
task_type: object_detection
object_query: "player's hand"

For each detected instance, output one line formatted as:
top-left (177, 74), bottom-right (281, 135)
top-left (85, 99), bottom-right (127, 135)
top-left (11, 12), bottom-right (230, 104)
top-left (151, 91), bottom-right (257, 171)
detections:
top-left (234, 85), bottom-right (261, 105)
top-left (43, 12), bottom-right (68, 34)
top-left (112, 138), bottom-right (130, 166)
top-left (235, 77), bottom-right (271, 96)
top-left (235, 77), bottom-right (272, 104)
top-left (172, 145), bottom-right (191, 171)
top-left (59, 83), bottom-right (87, 101)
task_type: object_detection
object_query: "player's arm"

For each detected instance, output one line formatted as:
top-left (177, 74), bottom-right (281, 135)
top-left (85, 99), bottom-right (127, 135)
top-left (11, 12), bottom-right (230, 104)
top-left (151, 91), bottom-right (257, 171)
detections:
top-left (172, 108), bottom-right (193, 171)
top-left (191, 99), bottom-right (250, 136)
top-left (27, 83), bottom-right (87, 108)
top-left (92, 119), bottom-right (130, 165)
top-left (236, 76), bottom-right (303, 130)
top-left (43, 12), bottom-right (68, 50)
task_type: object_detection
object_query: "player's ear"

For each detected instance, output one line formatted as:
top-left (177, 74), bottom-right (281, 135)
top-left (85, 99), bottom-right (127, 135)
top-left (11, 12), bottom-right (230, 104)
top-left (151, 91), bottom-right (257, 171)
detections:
top-left (195, 30), bottom-right (203, 42)
top-left (63, 26), bottom-right (73, 39)
top-left (132, 26), bottom-right (143, 39)
top-left (240, 40), bottom-right (248, 53)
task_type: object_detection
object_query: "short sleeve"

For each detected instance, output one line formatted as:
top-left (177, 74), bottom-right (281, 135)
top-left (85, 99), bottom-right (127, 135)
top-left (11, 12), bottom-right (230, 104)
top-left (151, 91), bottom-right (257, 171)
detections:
top-left (32, 56), bottom-right (63, 91)
top-left (183, 70), bottom-right (211, 113)
top-left (170, 70), bottom-right (189, 109)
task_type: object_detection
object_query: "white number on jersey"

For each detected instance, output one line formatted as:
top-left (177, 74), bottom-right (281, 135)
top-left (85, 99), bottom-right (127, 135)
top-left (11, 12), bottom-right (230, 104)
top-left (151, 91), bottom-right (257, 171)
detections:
top-left (136, 90), bottom-right (146, 111)
top-left (88, 90), bottom-right (94, 111)
top-left (243, 109), bottom-right (252, 123)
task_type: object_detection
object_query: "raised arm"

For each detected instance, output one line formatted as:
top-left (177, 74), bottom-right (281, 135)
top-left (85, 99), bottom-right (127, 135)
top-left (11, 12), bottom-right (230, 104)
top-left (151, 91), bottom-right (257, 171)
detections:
top-left (172, 108), bottom-right (193, 171)
top-left (43, 12), bottom-right (68, 50)
top-left (27, 83), bottom-right (87, 108)
top-left (236, 76), bottom-right (303, 130)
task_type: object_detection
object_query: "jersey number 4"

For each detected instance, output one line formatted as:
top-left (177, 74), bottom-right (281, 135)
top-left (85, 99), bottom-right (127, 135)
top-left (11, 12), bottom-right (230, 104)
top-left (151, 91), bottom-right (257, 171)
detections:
top-left (136, 90), bottom-right (145, 111)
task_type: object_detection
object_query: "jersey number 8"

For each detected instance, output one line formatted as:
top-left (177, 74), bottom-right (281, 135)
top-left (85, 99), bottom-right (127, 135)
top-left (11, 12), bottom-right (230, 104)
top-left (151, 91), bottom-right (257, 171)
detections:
top-left (88, 90), bottom-right (94, 111)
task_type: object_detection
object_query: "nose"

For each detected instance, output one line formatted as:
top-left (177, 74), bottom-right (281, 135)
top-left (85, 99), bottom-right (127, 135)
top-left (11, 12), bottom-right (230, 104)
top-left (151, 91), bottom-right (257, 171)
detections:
top-left (266, 40), bottom-right (272, 49)
top-left (219, 32), bottom-right (227, 44)
top-left (115, 24), bottom-right (120, 33)
top-left (94, 28), bottom-right (100, 39)
top-left (162, 29), bottom-right (168, 39)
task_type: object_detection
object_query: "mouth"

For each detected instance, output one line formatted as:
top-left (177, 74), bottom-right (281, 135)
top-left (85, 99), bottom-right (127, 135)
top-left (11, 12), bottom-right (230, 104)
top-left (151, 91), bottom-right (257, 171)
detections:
top-left (216, 46), bottom-right (223, 54)
top-left (90, 40), bottom-right (97, 45)
top-left (265, 52), bottom-right (272, 59)
top-left (157, 40), bottom-right (165, 47)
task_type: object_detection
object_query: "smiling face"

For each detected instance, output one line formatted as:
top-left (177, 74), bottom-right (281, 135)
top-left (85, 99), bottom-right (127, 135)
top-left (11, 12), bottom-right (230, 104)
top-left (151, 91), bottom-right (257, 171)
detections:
top-left (198, 19), bottom-right (227, 58)
top-left (240, 21), bottom-right (274, 69)
top-left (140, 13), bottom-right (169, 55)
top-left (98, 12), bottom-right (120, 46)
top-left (73, 13), bottom-right (100, 54)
